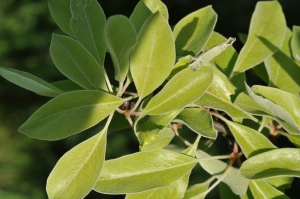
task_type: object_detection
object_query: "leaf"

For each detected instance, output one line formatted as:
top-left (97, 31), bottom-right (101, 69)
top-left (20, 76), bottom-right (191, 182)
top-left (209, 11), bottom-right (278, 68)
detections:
top-left (105, 15), bottom-right (137, 82)
top-left (183, 177), bottom-right (214, 199)
top-left (265, 28), bottom-right (300, 95)
top-left (247, 84), bottom-right (300, 133)
top-left (126, 171), bottom-right (191, 199)
top-left (249, 180), bottom-right (289, 199)
top-left (48, 0), bottom-right (74, 36)
top-left (169, 55), bottom-right (191, 77)
top-left (109, 111), bottom-right (131, 131)
top-left (224, 120), bottom-right (277, 158)
top-left (173, 6), bottom-right (217, 57)
top-left (46, 129), bottom-right (107, 199)
top-left (219, 182), bottom-right (240, 199)
top-left (70, 0), bottom-right (106, 65)
top-left (239, 148), bottom-right (300, 179)
top-left (130, 0), bottom-right (168, 33)
top-left (173, 108), bottom-right (217, 139)
top-left (292, 26), bottom-right (300, 57)
top-left (19, 90), bottom-right (124, 140)
top-left (0, 67), bottom-right (63, 97)
top-left (93, 149), bottom-right (196, 194)
top-left (203, 32), bottom-right (238, 76)
top-left (51, 79), bottom-right (83, 92)
top-left (50, 34), bottom-right (107, 91)
top-left (252, 62), bottom-right (269, 83)
top-left (197, 150), bottom-right (249, 196)
top-left (143, 66), bottom-right (213, 115)
top-left (265, 176), bottom-right (293, 191)
top-left (130, 12), bottom-right (175, 98)
top-left (232, 1), bottom-right (286, 74)
top-left (285, 134), bottom-right (300, 148)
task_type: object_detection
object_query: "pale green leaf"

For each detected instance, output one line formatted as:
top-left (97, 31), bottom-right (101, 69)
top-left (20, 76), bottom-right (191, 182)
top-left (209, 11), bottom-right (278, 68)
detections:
top-left (249, 180), bottom-right (289, 199)
top-left (130, 12), bottom-right (175, 98)
top-left (94, 149), bottom-right (196, 194)
top-left (0, 67), bottom-right (63, 97)
top-left (105, 15), bottom-right (137, 82)
top-left (292, 26), bottom-right (300, 57)
top-left (50, 34), bottom-right (107, 90)
top-left (70, 0), bottom-right (106, 65)
top-left (285, 134), bottom-right (300, 148)
top-left (183, 179), bottom-right (213, 199)
top-left (173, 108), bottom-right (217, 139)
top-left (48, 0), bottom-right (74, 36)
top-left (240, 188), bottom-right (255, 199)
top-left (265, 28), bottom-right (300, 95)
top-left (126, 171), bottom-right (191, 199)
top-left (173, 6), bottom-right (217, 57)
top-left (203, 32), bottom-right (238, 76)
top-left (224, 120), bottom-right (277, 158)
top-left (51, 79), bottom-right (83, 92)
top-left (46, 129), bottom-right (107, 199)
top-left (265, 176), bottom-right (293, 191)
top-left (239, 148), bottom-right (300, 179)
top-left (143, 66), bottom-right (213, 115)
top-left (232, 1), bottom-right (286, 74)
top-left (248, 84), bottom-right (300, 132)
top-left (19, 90), bottom-right (124, 140)
top-left (169, 55), bottom-right (191, 77)
top-left (130, 0), bottom-right (168, 33)
top-left (197, 150), bottom-right (249, 196)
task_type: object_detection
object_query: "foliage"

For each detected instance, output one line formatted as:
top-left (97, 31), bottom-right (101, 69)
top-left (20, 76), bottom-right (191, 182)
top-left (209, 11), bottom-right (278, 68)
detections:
top-left (1, 0), bottom-right (300, 198)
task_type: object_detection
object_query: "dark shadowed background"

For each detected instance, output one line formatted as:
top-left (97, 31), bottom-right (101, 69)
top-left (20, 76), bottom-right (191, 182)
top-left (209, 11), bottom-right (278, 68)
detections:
top-left (0, 0), bottom-right (299, 198)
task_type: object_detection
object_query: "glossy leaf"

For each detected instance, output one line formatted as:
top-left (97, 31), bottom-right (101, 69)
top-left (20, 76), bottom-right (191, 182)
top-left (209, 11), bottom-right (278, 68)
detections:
top-left (197, 150), bottom-right (249, 196)
top-left (94, 149), bottom-right (196, 194)
top-left (173, 108), bottom-right (217, 139)
top-left (48, 0), bottom-right (74, 36)
top-left (0, 67), bottom-right (63, 97)
top-left (247, 84), bottom-right (300, 132)
top-left (239, 148), bottom-right (300, 179)
top-left (249, 180), bottom-right (289, 199)
top-left (292, 26), bottom-right (300, 57)
top-left (203, 32), bottom-right (238, 76)
top-left (70, 0), bottom-right (106, 65)
top-left (173, 6), bottom-right (217, 57)
top-left (265, 28), bottom-right (300, 95)
top-left (130, 12), bottom-right (175, 98)
top-left (19, 90), bottom-right (124, 140)
top-left (143, 66), bottom-right (213, 115)
top-left (225, 120), bottom-right (277, 158)
top-left (47, 129), bottom-right (107, 199)
top-left (105, 15), bottom-right (137, 82)
top-left (130, 0), bottom-right (168, 33)
top-left (50, 34), bottom-right (107, 90)
top-left (51, 79), bottom-right (83, 92)
top-left (232, 1), bottom-right (286, 74)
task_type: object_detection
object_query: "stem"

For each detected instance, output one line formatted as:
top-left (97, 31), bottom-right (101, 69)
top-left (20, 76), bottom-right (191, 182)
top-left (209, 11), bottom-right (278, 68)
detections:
top-left (104, 111), bottom-right (115, 130)
top-left (116, 81), bottom-right (124, 97)
top-left (210, 111), bottom-right (228, 122)
top-left (103, 70), bottom-right (113, 94)
top-left (197, 154), bottom-right (232, 161)
top-left (120, 77), bottom-right (131, 97)
top-left (128, 97), bottom-right (142, 115)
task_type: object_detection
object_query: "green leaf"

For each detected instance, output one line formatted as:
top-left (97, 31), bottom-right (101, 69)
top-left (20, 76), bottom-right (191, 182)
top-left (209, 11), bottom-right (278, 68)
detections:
top-left (19, 90), bottom-right (124, 140)
top-left (130, 12), bottom-right (175, 98)
top-left (247, 84), bottom-right (300, 133)
top-left (48, 0), bottom-right (74, 36)
top-left (265, 28), bottom-right (300, 95)
top-left (169, 55), bottom-right (191, 77)
top-left (173, 108), bottom-right (217, 139)
top-left (105, 15), bottom-right (137, 82)
top-left (130, 0), bottom-right (168, 33)
top-left (70, 0), bottom-right (106, 65)
top-left (143, 66), bottom-right (213, 115)
top-left (239, 148), bottom-right (300, 179)
top-left (285, 134), bottom-right (300, 148)
top-left (109, 111), bottom-right (131, 131)
top-left (249, 180), bottom-right (289, 199)
top-left (183, 179), bottom-right (212, 199)
top-left (0, 67), bottom-right (63, 97)
top-left (265, 176), bottom-right (293, 191)
top-left (173, 6), bottom-right (217, 57)
top-left (252, 62), bottom-right (269, 83)
top-left (197, 150), bottom-right (249, 196)
top-left (126, 171), bottom-right (191, 199)
top-left (219, 182), bottom-right (240, 199)
top-left (224, 120), bottom-right (277, 158)
top-left (50, 34), bottom-right (107, 91)
top-left (292, 26), bottom-right (300, 57)
top-left (46, 129), bottom-right (107, 199)
top-left (232, 1), bottom-right (286, 74)
top-left (93, 149), bottom-right (196, 194)
top-left (203, 32), bottom-right (238, 76)
top-left (238, 33), bottom-right (248, 44)
top-left (51, 79), bottom-right (83, 92)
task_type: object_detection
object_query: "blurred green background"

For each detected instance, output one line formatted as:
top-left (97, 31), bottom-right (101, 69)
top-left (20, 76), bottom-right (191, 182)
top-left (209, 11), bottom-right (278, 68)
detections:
top-left (1, 0), bottom-right (300, 198)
